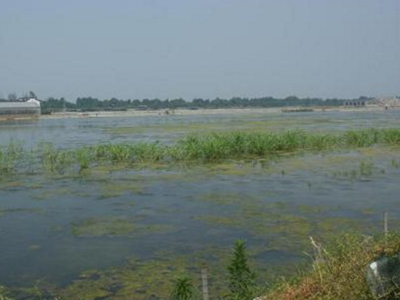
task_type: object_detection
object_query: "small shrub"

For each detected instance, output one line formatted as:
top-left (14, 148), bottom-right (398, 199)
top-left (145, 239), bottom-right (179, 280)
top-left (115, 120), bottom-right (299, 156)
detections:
top-left (228, 240), bottom-right (257, 300)
top-left (171, 276), bottom-right (195, 300)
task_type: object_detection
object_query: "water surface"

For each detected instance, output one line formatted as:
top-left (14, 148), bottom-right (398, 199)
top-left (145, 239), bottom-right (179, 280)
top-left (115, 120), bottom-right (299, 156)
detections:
top-left (1, 110), bottom-right (400, 298)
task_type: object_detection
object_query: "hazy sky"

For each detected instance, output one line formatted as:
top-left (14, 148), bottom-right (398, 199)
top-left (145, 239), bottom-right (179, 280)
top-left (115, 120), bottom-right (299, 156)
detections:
top-left (1, 0), bottom-right (399, 101)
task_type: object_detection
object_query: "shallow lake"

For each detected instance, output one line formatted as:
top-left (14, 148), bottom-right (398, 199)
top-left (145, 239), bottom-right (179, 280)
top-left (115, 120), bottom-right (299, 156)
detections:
top-left (1, 110), bottom-right (400, 299)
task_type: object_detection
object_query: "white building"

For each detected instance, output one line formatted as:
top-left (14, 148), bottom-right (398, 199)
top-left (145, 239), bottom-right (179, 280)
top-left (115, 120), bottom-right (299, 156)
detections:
top-left (0, 99), bottom-right (41, 120)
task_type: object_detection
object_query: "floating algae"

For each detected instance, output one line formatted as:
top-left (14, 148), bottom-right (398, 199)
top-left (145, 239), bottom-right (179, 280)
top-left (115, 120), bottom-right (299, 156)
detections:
top-left (207, 162), bottom-right (257, 176)
top-left (99, 181), bottom-right (145, 199)
top-left (57, 246), bottom-right (261, 300)
top-left (0, 208), bottom-right (45, 217)
top-left (71, 218), bottom-right (137, 237)
top-left (55, 253), bottom-right (215, 300)
top-left (198, 193), bottom-right (260, 206)
top-left (0, 180), bottom-right (25, 190)
top-left (196, 196), bottom-right (379, 254)
top-left (71, 217), bottom-right (176, 237)
top-left (30, 188), bottom-right (72, 201)
top-left (196, 211), bottom-right (313, 253)
top-left (28, 245), bottom-right (41, 251)
top-left (2, 114), bottom-right (400, 298)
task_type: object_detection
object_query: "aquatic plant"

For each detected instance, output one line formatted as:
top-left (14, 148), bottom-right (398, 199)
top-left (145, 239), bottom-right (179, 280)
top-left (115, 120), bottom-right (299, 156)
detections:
top-left (228, 240), bottom-right (257, 300)
top-left (94, 142), bottom-right (165, 163)
top-left (39, 143), bottom-right (73, 174)
top-left (343, 130), bottom-right (379, 147)
top-left (171, 277), bottom-right (196, 300)
top-left (359, 161), bottom-right (374, 177)
top-left (173, 129), bottom-right (400, 161)
top-left (332, 160), bottom-right (376, 181)
top-left (3, 128), bottom-right (400, 174)
top-left (391, 159), bottom-right (400, 168)
top-left (74, 147), bottom-right (94, 173)
top-left (381, 128), bottom-right (400, 145)
top-left (0, 141), bottom-right (24, 173)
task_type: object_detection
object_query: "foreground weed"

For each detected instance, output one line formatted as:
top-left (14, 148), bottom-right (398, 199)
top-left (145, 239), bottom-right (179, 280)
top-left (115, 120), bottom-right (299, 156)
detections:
top-left (171, 277), bottom-right (196, 300)
top-left (263, 234), bottom-right (400, 300)
top-left (228, 240), bottom-right (258, 300)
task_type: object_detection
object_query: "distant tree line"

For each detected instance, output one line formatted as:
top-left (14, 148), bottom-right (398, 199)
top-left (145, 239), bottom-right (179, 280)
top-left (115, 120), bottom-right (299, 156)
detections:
top-left (0, 92), bottom-right (379, 114)
top-left (38, 96), bottom-right (352, 114)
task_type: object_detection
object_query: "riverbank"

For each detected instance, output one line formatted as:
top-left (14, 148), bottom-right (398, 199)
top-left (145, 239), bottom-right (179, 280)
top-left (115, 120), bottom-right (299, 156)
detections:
top-left (259, 234), bottom-right (400, 300)
top-left (40, 105), bottom-right (393, 120)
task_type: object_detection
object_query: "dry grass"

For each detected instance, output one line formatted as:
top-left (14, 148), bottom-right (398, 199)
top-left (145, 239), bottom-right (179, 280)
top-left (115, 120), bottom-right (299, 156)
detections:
top-left (260, 234), bottom-right (400, 300)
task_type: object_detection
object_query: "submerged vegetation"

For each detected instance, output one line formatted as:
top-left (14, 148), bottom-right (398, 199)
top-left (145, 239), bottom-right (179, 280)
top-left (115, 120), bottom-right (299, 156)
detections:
top-left (71, 217), bottom-right (137, 237)
top-left (1, 234), bottom-right (399, 299)
top-left (0, 142), bottom-right (24, 173)
top-left (2, 123), bottom-right (400, 299)
top-left (71, 217), bottom-right (175, 237)
top-left (331, 160), bottom-right (376, 181)
top-left (1, 128), bottom-right (400, 175)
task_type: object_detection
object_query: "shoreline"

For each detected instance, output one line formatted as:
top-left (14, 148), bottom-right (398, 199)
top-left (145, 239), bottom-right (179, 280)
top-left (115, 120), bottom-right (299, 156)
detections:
top-left (40, 105), bottom-right (395, 120)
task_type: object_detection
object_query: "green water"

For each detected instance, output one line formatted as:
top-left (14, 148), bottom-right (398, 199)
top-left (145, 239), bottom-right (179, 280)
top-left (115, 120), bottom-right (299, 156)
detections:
top-left (1, 110), bottom-right (400, 299)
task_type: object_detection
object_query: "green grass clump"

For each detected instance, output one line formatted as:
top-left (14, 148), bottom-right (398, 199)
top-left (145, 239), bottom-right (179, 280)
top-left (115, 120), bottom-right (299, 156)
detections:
top-left (261, 234), bottom-right (400, 300)
top-left (3, 128), bottom-right (400, 175)
top-left (94, 143), bottom-right (165, 163)
top-left (39, 143), bottom-right (74, 173)
top-left (171, 276), bottom-right (196, 300)
top-left (0, 142), bottom-right (24, 173)
top-left (173, 129), bottom-right (400, 161)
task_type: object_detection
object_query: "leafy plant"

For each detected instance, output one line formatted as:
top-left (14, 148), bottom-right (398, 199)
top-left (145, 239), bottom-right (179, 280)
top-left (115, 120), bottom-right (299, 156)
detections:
top-left (227, 240), bottom-right (257, 300)
top-left (171, 276), bottom-right (195, 300)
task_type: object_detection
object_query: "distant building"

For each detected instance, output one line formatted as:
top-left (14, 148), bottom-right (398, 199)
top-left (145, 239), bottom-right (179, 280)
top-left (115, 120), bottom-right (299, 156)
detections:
top-left (376, 98), bottom-right (400, 108)
top-left (0, 99), bottom-right (41, 120)
top-left (344, 99), bottom-right (367, 107)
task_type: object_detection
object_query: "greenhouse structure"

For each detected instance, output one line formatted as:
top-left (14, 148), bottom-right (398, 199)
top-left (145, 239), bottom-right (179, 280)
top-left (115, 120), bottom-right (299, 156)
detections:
top-left (0, 99), bottom-right (41, 120)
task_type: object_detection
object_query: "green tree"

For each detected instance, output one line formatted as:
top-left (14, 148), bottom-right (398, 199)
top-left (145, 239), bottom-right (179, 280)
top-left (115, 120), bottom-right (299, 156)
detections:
top-left (227, 240), bottom-right (257, 300)
top-left (171, 276), bottom-right (195, 300)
